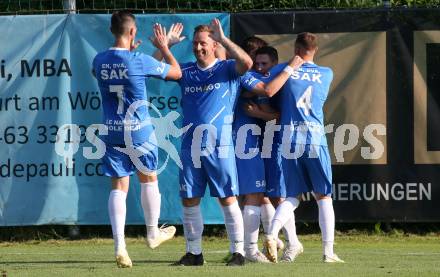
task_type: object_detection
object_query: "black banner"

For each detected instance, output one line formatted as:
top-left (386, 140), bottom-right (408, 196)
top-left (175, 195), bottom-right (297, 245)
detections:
top-left (231, 9), bottom-right (440, 222)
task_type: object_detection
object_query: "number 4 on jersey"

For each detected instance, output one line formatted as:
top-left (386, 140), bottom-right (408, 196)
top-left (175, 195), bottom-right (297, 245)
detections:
top-left (296, 85), bottom-right (312, 116)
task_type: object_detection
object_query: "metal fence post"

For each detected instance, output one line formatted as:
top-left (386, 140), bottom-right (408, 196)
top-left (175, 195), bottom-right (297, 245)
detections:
top-left (63, 0), bottom-right (76, 14)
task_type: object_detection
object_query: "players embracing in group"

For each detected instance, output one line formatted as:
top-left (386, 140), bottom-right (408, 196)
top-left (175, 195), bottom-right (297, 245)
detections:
top-left (93, 10), bottom-right (343, 268)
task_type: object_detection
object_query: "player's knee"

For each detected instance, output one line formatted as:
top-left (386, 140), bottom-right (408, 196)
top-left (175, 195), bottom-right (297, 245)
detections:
top-left (111, 176), bottom-right (130, 192)
top-left (260, 196), bottom-right (272, 205)
top-left (244, 193), bottom-right (264, 206)
top-left (218, 196), bottom-right (237, 206)
top-left (182, 197), bottom-right (201, 207)
top-left (137, 171), bottom-right (157, 183)
top-left (269, 197), bottom-right (286, 207)
top-left (314, 193), bottom-right (331, 201)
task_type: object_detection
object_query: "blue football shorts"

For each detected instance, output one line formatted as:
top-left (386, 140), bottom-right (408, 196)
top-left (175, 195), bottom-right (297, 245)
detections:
top-left (179, 145), bottom-right (239, 198)
top-left (102, 141), bottom-right (158, 177)
top-left (236, 148), bottom-right (266, 196)
top-left (282, 144), bottom-right (332, 197)
top-left (264, 142), bottom-right (287, 198)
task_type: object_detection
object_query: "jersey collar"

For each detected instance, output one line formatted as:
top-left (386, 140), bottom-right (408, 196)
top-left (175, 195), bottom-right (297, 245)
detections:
top-left (197, 59), bottom-right (219, 71)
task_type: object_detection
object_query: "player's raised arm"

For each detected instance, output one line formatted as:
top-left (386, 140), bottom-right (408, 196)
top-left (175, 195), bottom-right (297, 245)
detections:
top-left (242, 80), bottom-right (282, 98)
top-left (209, 18), bottom-right (252, 75)
top-left (150, 23), bottom-right (182, 80)
top-left (214, 43), bottom-right (227, 60)
top-left (244, 55), bottom-right (303, 97)
top-left (152, 23), bottom-right (186, 61)
top-left (264, 55), bottom-right (304, 97)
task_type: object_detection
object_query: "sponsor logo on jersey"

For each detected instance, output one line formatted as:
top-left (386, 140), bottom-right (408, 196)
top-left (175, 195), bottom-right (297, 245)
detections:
top-left (184, 83), bottom-right (221, 94)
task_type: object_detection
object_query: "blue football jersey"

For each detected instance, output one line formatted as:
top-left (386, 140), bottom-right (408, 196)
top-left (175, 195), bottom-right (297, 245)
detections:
top-left (178, 59), bottom-right (244, 149)
top-left (266, 63), bottom-right (285, 111)
top-left (233, 71), bottom-right (263, 151)
top-left (252, 64), bottom-right (285, 144)
top-left (93, 48), bottom-right (170, 145)
top-left (279, 62), bottom-right (333, 146)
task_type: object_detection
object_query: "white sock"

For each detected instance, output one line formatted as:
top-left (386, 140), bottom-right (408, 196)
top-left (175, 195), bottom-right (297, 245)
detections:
top-left (243, 205), bottom-right (261, 256)
top-left (261, 203), bottom-right (283, 244)
top-left (221, 201), bottom-right (244, 255)
top-left (260, 204), bottom-right (275, 235)
top-left (183, 205), bottom-right (203, 255)
top-left (270, 197), bottom-right (300, 237)
top-left (282, 213), bottom-right (301, 248)
top-left (108, 189), bottom-right (127, 253)
top-left (317, 198), bottom-right (335, 257)
top-left (140, 181), bottom-right (161, 239)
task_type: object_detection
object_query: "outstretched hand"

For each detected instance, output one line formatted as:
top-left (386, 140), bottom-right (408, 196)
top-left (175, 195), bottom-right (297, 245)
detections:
top-left (130, 40), bottom-right (142, 51)
top-left (149, 23), bottom-right (169, 50)
top-left (167, 23), bottom-right (186, 47)
top-left (243, 100), bottom-right (261, 117)
top-left (209, 18), bottom-right (226, 43)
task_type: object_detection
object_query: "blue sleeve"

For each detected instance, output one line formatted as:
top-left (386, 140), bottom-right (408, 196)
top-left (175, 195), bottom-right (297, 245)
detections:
top-left (240, 71), bottom-right (262, 91)
top-left (140, 53), bottom-right (171, 79)
top-left (226, 59), bottom-right (240, 79)
top-left (268, 63), bottom-right (286, 79)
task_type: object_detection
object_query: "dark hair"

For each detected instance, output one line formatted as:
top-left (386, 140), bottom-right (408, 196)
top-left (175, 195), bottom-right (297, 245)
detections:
top-left (255, 46), bottom-right (279, 63)
top-left (110, 10), bottom-right (135, 37)
top-left (295, 32), bottom-right (318, 51)
top-left (240, 36), bottom-right (268, 56)
top-left (193, 25), bottom-right (213, 35)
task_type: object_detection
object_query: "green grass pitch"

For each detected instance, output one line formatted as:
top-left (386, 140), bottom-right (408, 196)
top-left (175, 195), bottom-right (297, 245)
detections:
top-left (0, 234), bottom-right (439, 276)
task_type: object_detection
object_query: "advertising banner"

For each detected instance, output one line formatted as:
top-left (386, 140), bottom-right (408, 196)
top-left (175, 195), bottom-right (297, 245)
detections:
top-left (0, 13), bottom-right (229, 225)
top-left (232, 10), bottom-right (440, 221)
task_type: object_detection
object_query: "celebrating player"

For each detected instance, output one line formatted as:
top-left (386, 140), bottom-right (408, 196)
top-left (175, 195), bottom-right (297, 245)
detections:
top-left (168, 18), bottom-right (253, 266)
top-left (212, 36), bottom-right (274, 263)
top-left (244, 46), bottom-right (304, 262)
top-left (92, 11), bottom-right (181, 268)
top-left (232, 68), bottom-right (270, 263)
top-left (261, 32), bottom-right (344, 263)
